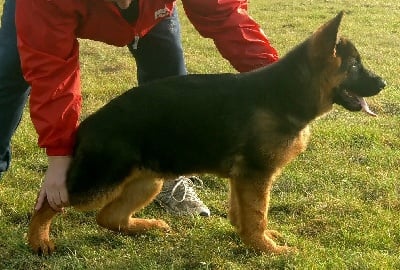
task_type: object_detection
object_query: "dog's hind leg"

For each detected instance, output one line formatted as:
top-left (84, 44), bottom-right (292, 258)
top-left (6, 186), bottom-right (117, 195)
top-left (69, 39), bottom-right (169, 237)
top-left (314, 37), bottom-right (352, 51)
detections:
top-left (28, 200), bottom-right (59, 255)
top-left (96, 170), bottom-right (170, 234)
top-left (228, 179), bottom-right (239, 228)
top-left (229, 177), bottom-right (294, 254)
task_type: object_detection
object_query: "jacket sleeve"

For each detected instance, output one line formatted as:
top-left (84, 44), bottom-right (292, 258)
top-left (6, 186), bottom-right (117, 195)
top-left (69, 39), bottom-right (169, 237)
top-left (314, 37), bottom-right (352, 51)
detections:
top-left (181, 0), bottom-right (279, 72)
top-left (15, 0), bottom-right (82, 156)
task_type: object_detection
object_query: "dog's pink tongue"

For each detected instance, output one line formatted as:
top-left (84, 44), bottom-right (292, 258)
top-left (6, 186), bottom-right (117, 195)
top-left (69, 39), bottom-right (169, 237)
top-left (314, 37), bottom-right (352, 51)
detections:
top-left (358, 97), bottom-right (377, 117)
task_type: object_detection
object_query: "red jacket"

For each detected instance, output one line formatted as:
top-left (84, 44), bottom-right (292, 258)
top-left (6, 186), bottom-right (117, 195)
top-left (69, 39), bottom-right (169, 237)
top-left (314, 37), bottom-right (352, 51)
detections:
top-left (16, 0), bottom-right (278, 156)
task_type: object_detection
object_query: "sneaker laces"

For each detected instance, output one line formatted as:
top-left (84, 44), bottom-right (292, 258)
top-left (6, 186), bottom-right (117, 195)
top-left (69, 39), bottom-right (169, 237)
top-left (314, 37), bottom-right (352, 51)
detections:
top-left (169, 176), bottom-right (204, 203)
top-left (156, 176), bottom-right (210, 216)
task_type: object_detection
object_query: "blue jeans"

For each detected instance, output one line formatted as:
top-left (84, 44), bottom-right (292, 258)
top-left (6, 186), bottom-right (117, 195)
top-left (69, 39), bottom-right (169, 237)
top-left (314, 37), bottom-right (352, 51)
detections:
top-left (129, 7), bottom-right (187, 84)
top-left (0, 0), bottom-right (186, 177)
top-left (0, 0), bottom-right (30, 175)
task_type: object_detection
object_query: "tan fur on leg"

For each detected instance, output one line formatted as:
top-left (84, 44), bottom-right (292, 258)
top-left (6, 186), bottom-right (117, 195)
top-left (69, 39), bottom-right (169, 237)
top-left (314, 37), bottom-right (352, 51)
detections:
top-left (28, 200), bottom-right (58, 255)
top-left (229, 178), bottom-right (293, 254)
top-left (96, 170), bottom-right (170, 234)
top-left (228, 179), bottom-right (239, 229)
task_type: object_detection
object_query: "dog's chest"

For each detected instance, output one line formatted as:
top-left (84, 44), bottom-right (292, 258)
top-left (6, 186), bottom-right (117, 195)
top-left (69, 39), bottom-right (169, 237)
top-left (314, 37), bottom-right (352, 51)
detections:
top-left (258, 125), bottom-right (310, 169)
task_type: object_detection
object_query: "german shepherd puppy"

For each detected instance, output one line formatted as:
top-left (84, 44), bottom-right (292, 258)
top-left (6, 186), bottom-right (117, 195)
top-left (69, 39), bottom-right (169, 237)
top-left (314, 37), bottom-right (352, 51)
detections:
top-left (28, 12), bottom-right (386, 255)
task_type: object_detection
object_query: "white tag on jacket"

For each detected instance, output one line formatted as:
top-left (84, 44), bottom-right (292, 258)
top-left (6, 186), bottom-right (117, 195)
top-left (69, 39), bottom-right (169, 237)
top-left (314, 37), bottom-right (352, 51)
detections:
top-left (155, 8), bottom-right (169, 20)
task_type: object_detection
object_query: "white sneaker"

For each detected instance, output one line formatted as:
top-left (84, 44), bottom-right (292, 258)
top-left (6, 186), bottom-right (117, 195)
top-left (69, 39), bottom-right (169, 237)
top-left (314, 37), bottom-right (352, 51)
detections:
top-left (155, 176), bottom-right (210, 217)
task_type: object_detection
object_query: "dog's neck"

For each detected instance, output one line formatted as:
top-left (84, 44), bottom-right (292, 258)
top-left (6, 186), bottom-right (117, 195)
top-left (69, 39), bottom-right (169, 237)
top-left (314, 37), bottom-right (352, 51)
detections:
top-left (243, 40), bottom-right (331, 131)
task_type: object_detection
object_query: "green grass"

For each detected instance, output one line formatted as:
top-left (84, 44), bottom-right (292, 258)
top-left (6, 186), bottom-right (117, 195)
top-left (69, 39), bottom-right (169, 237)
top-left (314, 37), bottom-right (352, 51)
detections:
top-left (1, 0), bottom-right (400, 269)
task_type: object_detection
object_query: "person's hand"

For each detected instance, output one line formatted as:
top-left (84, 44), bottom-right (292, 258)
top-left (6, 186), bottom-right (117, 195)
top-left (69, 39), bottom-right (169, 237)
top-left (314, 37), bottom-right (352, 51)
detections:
top-left (35, 156), bottom-right (71, 212)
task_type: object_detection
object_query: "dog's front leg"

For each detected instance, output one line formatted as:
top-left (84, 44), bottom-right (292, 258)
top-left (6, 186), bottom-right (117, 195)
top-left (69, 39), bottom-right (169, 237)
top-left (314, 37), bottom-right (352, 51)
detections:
top-left (28, 200), bottom-right (59, 255)
top-left (229, 177), bottom-right (293, 254)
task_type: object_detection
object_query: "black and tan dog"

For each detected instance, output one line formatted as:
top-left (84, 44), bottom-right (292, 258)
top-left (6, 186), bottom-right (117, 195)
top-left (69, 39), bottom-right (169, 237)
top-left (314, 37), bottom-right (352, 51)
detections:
top-left (28, 12), bottom-right (386, 255)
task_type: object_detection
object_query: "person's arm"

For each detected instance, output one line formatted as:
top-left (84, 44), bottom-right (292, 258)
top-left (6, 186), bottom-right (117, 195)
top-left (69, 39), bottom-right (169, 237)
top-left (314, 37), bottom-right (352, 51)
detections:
top-left (16, 0), bottom-right (82, 210)
top-left (182, 0), bottom-right (279, 72)
top-left (16, 0), bottom-right (81, 156)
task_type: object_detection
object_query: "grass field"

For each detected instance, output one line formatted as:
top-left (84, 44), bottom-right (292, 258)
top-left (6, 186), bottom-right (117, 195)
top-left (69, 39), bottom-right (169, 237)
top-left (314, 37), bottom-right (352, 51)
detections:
top-left (1, 0), bottom-right (400, 269)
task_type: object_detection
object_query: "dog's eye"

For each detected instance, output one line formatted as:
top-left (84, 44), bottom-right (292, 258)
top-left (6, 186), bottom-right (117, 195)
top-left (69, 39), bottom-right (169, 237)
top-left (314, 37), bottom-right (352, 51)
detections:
top-left (349, 63), bottom-right (359, 72)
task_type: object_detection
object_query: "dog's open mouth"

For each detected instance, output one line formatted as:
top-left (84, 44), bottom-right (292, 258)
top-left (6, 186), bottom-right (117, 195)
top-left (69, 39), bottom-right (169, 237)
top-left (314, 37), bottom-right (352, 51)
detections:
top-left (334, 88), bottom-right (377, 117)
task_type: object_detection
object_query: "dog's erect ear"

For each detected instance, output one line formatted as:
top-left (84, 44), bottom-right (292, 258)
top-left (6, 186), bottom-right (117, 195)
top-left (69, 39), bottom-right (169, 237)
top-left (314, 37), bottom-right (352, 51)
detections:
top-left (309, 11), bottom-right (344, 63)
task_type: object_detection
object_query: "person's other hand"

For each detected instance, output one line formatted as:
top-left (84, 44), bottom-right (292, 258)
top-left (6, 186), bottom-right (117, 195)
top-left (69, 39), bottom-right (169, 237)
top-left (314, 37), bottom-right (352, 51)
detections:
top-left (35, 156), bottom-right (71, 212)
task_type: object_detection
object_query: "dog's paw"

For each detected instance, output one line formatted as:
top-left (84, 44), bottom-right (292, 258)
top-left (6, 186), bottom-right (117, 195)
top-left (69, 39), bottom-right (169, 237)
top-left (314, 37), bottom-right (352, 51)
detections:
top-left (241, 232), bottom-right (297, 255)
top-left (265, 229), bottom-right (283, 240)
top-left (29, 238), bottom-right (55, 256)
top-left (153, 219), bottom-right (171, 232)
top-left (130, 218), bottom-right (171, 233)
top-left (270, 244), bottom-right (298, 255)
